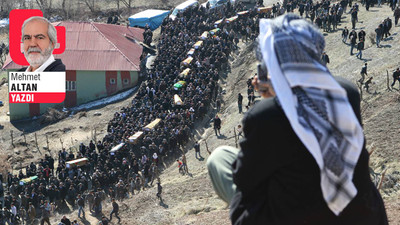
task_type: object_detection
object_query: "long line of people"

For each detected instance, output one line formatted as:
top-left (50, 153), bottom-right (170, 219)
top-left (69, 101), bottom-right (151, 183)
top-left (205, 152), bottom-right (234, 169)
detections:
top-left (0, 2), bottom-right (274, 225)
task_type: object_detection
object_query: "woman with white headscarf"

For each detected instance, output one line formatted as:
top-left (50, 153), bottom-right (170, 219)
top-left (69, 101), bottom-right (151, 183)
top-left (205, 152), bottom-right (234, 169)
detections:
top-left (207, 14), bottom-right (387, 225)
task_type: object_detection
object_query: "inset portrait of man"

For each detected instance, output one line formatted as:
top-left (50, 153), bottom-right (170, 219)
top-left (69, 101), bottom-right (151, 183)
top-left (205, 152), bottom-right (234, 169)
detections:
top-left (20, 16), bottom-right (65, 72)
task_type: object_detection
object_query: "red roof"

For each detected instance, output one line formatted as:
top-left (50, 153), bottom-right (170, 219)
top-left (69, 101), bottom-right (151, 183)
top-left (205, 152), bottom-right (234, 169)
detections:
top-left (3, 22), bottom-right (144, 71)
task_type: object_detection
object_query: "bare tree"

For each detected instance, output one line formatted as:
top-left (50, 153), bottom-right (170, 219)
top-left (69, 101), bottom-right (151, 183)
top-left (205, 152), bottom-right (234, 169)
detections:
top-left (0, 43), bottom-right (9, 69)
top-left (1, 0), bottom-right (21, 15)
top-left (80, 0), bottom-right (96, 13)
top-left (121, 0), bottom-right (132, 9)
top-left (35, 0), bottom-right (48, 14)
top-left (61, 0), bottom-right (68, 18)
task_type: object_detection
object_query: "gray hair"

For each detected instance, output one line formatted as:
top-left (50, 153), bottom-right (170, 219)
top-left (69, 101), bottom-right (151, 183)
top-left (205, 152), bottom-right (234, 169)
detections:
top-left (21, 16), bottom-right (57, 46)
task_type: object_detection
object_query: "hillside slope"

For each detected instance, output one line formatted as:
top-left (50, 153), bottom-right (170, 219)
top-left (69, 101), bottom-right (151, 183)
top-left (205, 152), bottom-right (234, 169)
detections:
top-left (112, 4), bottom-right (400, 225)
top-left (1, 1), bottom-right (400, 225)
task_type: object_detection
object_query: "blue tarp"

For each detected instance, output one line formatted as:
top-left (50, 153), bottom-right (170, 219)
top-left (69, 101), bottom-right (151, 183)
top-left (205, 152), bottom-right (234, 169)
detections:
top-left (128, 9), bottom-right (169, 31)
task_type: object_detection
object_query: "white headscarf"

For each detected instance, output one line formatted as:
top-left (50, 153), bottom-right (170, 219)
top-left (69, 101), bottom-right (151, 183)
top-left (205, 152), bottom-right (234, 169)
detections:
top-left (258, 14), bottom-right (364, 215)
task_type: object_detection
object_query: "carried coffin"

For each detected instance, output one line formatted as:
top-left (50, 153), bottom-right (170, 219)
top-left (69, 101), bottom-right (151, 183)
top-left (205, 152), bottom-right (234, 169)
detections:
top-left (143, 118), bottom-right (162, 131)
top-left (237, 10), bottom-right (249, 16)
top-left (129, 131), bottom-right (144, 144)
top-left (173, 80), bottom-right (187, 90)
top-left (66, 158), bottom-right (88, 168)
top-left (20, 176), bottom-right (38, 185)
top-left (214, 19), bottom-right (224, 26)
top-left (200, 31), bottom-right (209, 40)
top-left (209, 28), bottom-right (220, 35)
top-left (187, 48), bottom-right (195, 55)
top-left (110, 143), bottom-right (125, 155)
top-left (182, 56), bottom-right (193, 66)
top-left (179, 68), bottom-right (191, 78)
top-left (193, 41), bottom-right (203, 49)
top-left (174, 80), bottom-right (186, 90)
top-left (226, 16), bottom-right (238, 23)
top-left (174, 83), bottom-right (183, 90)
top-left (174, 94), bottom-right (183, 105)
top-left (257, 7), bottom-right (272, 13)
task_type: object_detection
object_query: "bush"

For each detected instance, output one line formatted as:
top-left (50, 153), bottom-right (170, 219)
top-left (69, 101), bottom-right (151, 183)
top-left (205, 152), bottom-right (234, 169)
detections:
top-left (40, 107), bottom-right (68, 124)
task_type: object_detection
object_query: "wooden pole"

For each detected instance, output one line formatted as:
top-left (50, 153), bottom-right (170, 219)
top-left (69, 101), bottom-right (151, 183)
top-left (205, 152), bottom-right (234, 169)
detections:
top-left (205, 140), bottom-right (211, 155)
top-left (23, 130), bottom-right (26, 144)
top-left (357, 79), bottom-right (363, 100)
top-left (234, 127), bottom-right (238, 148)
top-left (378, 169), bottom-right (387, 191)
top-left (10, 130), bottom-right (14, 146)
top-left (94, 128), bottom-right (97, 144)
top-left (387, 70), bottom-right (391, 91)
top-left (35, 133), bottom-right (41, 154)
top-left (46, 135), bottom-right (49, 150)
top-left (34, 133), bottom-right (38, 149)
top-left (60, 138), bottom-right (63, 150)
top-left (368, 143), bottom-right (376, 156)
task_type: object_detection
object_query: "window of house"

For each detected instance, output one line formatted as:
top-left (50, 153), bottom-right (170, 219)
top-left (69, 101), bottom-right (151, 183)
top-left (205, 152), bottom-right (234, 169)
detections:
top-left (123, 78), bottom-right (129, 84)
top-left (110, 78), bottom-right (116, 85)
top-left (66, 81), bottom-right (76, 91)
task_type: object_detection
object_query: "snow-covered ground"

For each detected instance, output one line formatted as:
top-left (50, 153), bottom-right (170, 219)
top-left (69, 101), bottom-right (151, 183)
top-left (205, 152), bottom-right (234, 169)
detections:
top-left (69, 87), bottom-right (138, 113)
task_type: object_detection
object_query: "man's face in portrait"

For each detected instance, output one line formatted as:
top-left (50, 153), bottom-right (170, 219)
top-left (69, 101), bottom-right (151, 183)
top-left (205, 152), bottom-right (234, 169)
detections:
top-left (22, 19), bottom-right (54, 68)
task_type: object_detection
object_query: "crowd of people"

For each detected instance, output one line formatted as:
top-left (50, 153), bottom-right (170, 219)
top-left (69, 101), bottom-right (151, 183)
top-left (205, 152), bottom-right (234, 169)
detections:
top-left (0, 1), bottom-right (274, 224)
top-left (1, 0), bottom-right (398, 223)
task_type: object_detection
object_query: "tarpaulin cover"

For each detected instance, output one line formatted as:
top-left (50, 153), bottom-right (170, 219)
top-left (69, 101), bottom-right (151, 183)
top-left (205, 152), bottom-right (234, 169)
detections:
top-left (129, 9), bottom-right (170, 31)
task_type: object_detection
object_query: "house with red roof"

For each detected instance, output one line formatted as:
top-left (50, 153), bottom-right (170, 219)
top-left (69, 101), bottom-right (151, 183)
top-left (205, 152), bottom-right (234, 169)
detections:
top-left (3, 22), bottom-right (144, 120)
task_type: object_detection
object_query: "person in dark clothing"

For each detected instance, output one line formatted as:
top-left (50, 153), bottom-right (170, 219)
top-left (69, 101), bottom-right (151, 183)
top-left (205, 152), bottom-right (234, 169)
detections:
top-left (40, 204), bottom-right (50, 225)
top-left (208, 14), bottom-right (387, 225)
top-left (351, 8), bottom-right (358, 29)
top-left (107, 16), bottom-right (112, 24)
top-left (194, 141), bottom-right (201, 159)
top-left (384, 17), bottom-right (392, 38)
top-left (356, 38), bottom-right (364, 59)
top-left (238, 93), bottom-right (243, 113)
top-left (61, 216), bottom-right (71, 225)
top-left (394, 7), bottom-right (400, 26)
top-left (109, 198), bottom-right (120, 223)
top-left (360, 63), bottom-right (368, 84)
top-left (321, 52), bottom-right (330, 65)
top-left (94, 193), bottom-right (101, 215)
top-left (342, 26), bottom-right (349, 43)
top-left (365, 0), bottom-right (370, 11)
top-left (213, 115), bottom-right (222, 136)
top-left (310, 9), bottom-right (316, 23)
top-left (375, 25), bottom-right (383, 47)
top-left (216, 99), bottom-right (221, 112)
top-left (101, 216), bottom-right (109, 225)
top-left (358, 29), bottom-right (366, 41)
top-left (76, 194), bottom-right (85, 218)
top-left (349, 29), bottom-right (357, 55)
top-left (156, 182), bottom-right (163, 202)
top-left (391, 68), bottom-right (400, 88)
top-left (113, 16), bottom-right (119, 25)
top-left (364, 77), bottom-right (373, 93)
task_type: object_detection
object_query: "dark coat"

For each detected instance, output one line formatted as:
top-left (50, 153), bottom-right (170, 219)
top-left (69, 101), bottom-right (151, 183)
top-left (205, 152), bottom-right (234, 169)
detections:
top-left (349, 31), bottom-right (357, 44)
top-left (18, 59), bottom-right (66, 72)
top-left (357, 41), bottom-right (364, 50)
top-left (230, 77), bottom-right (388, 225)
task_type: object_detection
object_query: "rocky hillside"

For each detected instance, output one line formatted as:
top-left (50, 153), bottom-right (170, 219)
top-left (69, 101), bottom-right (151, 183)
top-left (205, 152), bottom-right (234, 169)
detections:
top-left (1, 0), bottom-right (400, 224)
